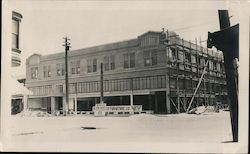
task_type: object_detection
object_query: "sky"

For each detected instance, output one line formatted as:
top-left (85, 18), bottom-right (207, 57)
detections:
top-left (5, 0), bottom-right (241, 77)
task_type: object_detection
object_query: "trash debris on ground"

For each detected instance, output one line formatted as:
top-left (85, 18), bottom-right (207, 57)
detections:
top-left (15, 110), bottom-right (52, 117)
top-left (188, 106), bottom-right (215, 115)
top-left (81, 127), bottom-right (97, 130)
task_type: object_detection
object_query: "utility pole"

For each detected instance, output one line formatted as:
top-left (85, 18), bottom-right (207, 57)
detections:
top-left (63, 37), bottom-right (71, 116)
top-left (100, 63), bottom-right (104, 104)
top-left (207, 10), bottom-right (239, 142)
top-left (218, 10), bottom-right (238, 142)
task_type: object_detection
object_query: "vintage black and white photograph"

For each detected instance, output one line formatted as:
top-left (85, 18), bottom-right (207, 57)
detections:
top-left (1, 0), bottom-right (249, 153)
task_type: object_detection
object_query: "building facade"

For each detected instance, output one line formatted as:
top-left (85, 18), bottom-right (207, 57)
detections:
top-left (26, 30), bottom-right (228, 115)
top-left (11, 11), bottom-right (22, 67)
top-left (11, 11), bottom-right (25, 115)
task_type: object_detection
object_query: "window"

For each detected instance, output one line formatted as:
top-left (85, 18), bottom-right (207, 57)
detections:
top-left (152, 51), bottom-right (157, 65)
top-left (144, 50), bottom-right (157, 66)
top-left (170, 48), bottom-right (177, 60)
top-left (93, 59), bottom-right (97, 72)
top-left (216, 62), bottom-right (221, 72)
top-left (12, 19), bottom-right (19, 49)
top-left (87, 59), bottom-right (97, 73)
top-left (87, 60), bottom-right (92, 73)
top-left (124, 53), bottom-right (135, 68)
top-left (185, 52), bottom-right (191, 63)
top-left (141, 36), bottom-right (159, 47)
top-left (31, 67), bottom-right (38, 79)
top-left (110, 56), bottom-right (115, 70)
top-left (43, 65), bottom-right (51, 78)
top-left (71, 61), bottom-right (80, 74)
top-left (191, 55), bottom-right (196, 64)
top-left (104, 56), bottom-right (109, 71)
top-left (199, 58), bottom-right (205, 66)
top-left (170, 77), bottom-right (176, 88)
top-left (144, 51), bottom-right (151, 66)
top-left (209, 61), bottom-right (213, 70)
top-left (104, 56), bottom-right (115, 71)
top-left (178, 51), bottom-right (184, 62)
top-left (213, 62), bottom-right (217, 71)
top-left (56, 63), bottom-right (65, 76)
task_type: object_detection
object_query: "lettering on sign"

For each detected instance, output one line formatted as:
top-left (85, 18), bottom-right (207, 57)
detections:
top-left (93, 105), bottom-right (142, 112)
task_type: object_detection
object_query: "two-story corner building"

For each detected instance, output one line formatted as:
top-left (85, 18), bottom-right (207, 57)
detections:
top-left (25, 30), bottom-right (228, 115)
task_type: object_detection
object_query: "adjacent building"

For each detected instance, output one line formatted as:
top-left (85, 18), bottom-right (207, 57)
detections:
top-left (11, 11), bottom-right (22, 67)
top-left (25, 30), bottom-right (228, 115)
top-left (11, 11), bottom-right (32, 115)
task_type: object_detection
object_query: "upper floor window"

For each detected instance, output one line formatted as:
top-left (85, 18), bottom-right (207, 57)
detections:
top-left (124, 53), bottom-right (135, 69)
top-left (43, 65), bottom-right (51, 78)
top-left (169, 48), bottom-right (177, 60)
top-left (31, 67), bottom-right (38, 79)
top-left (199, 58), bottom-right (205, 66)
top-left (71, 61), bottom-right (80, 74)
top-left (12, 19), bottom-right (19, 49)
top-left (87, 58), bottom-right (97, 73)
top-left (213, 62), bottom-right (217, 71)
top-left (216, 63), bottom-right (221, 72)
top-left (141, 36), bottom-right (159, 47)
top-left (104, 55), bottom-right (115, 71)
top-left (191, 55), bottom-right (196, 64)
top-left (144, 50), bottom-right (157, 66)
top-left (178, 50), bottom-right (184, 62)
top-left (184, 52), bottom-right (191, 63)
top-left (56, 63), bottom-right (65, 76)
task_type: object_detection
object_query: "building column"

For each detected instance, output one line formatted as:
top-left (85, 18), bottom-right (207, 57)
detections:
top-left (22, 95), bottom-right (28, 112)
top-left (166, 75), bottom-right (171, 114)
top-left (120, 96), bottom-right (122, 105)
top-left (183, 93), bottom-right (187, 111)
top-left (148, 94), bottom-right (152, 110)
top-left (154, 92), bottom-right (158, 113)
top-left (51, 96), bottom-right (56, 115)
top-left (74, 96), bottom-right (77, 113)
top-left (130, 93), bottom-right (134, 106)
top-left (130, 78), bottom-right (134, 106)
top-left (63, 96), bottom-right (68, 115)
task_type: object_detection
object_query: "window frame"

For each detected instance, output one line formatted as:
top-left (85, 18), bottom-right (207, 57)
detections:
top-left (144, 50), bottom-right (158, 66)
top-left (31, 67), bottom-right (38, 79)
top-left (12, 19), bottom-right (19, 49)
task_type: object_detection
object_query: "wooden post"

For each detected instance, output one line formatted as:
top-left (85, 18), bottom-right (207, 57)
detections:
top-left (100, 63), bottom-right (104, 104)
top-left (177, 76), bottom-right (180, 113)
top-left (74, 97), bottom-right (77, 113)
top-left (63, 37), bottom-right (70, 116)
top-left (218, 10), bottom-right (238, 142)
top-left (130, 78), bottom-right (134, 106)
top-left (166, 75), bottom-right (171, 114)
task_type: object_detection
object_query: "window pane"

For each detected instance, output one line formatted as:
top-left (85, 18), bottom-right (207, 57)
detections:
top-left (104, 56), bottom-right (109, 71)
top-left (43, 66), bottom-right (47, 77)
top-left (48, 66), bottom-right (51, 77)
top-left (178, 51), bottom-right (184, 61)
top-left (12, 20), bottom-right (19, 34)
top-left (87, 60), bottom-right (92, 72)
top-left (191, 55), bottom-right (196, 64)
top-left (110, 55), bottom-right (115, 70)
top-left (144, 51), bottom-right (150, 66)
top-left (124, 54), bottom-right (129, 68)
top-left (12, 34), bottom-right (18, 49)
top-left (152, 51), bottom-right (157, 65)
top-left (93, 59), bottom-right (97, 72)
top-left (130, 53), bottom-right (135, 68)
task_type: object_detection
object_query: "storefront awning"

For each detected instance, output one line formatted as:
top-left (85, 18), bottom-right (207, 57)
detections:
top-left (11, 77), bottom-right (33, 95)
